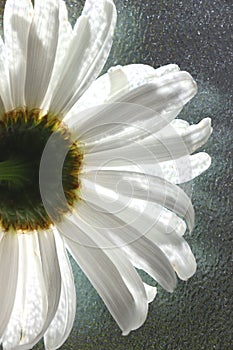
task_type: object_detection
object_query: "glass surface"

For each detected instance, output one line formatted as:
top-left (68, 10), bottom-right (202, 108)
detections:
top-left (0, 0), bottom-right (232, 349)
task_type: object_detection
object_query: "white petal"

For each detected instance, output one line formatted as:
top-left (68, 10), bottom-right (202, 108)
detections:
top-left (145, 228), bottom-right (196, 280)
top-left (49, 0), bottom-right (117, 115)
top-left (2, 232), bottom-right (47, 349)
top-left (156, 151), bottom-right (212, 184)
top-left (139, 117), bottom-right (212, 149)
top-left (80, 178), bottom-right (187, 237)
top-left (64, 0), bottom-right (117, 113)
top-left (4, 0), bottom-right (33, 108)
top-left (25, 0), bottom-right (59, 109)
top-left (68, 63), bottom-right (180, 114)
top-left (98, 152), bottom-right (211, 184)
top-left (44, 229), bottom-right (76, 350)
top-left (119, 70), bottom-right (196, 112)
top-left (0, 232), bottom-right (18, 338)
top-left (0, 37), bottom-right (13, 112)
top-left (143, 283), bottom-right (157, 303)
top-left (58, 216), bottom-right (149, 335)
top-left (12, 230), bottom-right (62, 350)
top-left (68, 70), bottom-right (196, 144)
top-left (70, 203), bottom-right (177, 292)
top-left (42, 0), bottom-right (73, 111)
top-left (156, 118), bottom-right (190, 137)
top-left (37, 231), bottom-right (61, 338)
top-left (84, 118), bottom-right (212, 165)
top-left (81, 170), bottom-right (195, 231)
top-left (70, 103), bottom-right (182, 153)
top-left (47, 15), bottom-right (91, 114)
top-left (79, 179), bottom-right (195, 280)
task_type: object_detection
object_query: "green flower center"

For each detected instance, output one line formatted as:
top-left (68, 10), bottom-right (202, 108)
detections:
top-left (0, 108), bottom-right (83, 233)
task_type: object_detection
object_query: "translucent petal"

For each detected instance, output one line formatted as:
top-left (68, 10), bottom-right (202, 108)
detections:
top-left (68, 70), bottom-right (196, 144)
top-left (63, 0), bottom-right (117, 114)
top-left (42, 0), bottom-right (73, 111)
top-left (4, 0), bottom-right (33, 107)
top-left (47, 15), bottom-right (91, 114)
top-left (80, 178), bottom-right (187, 237)
top-left (145, 228), bottom-right (196, 280)
top-left (81, 170), bottom-right (194, 231)
top-left (140, 117), bottom-right (212, 150)
top-left (78, 179), bottom-right (196, 280)
top-left (93, 152), bottom-right (211, 184)
top-left (25, 0), bottom-right (59, 109)
top-left (2, 232), bottom-right (47, 349)
top-left (70, 103), bottom-right (182, 153)
top-left (84, 118), bottom-right (212, 165)
top-left (58, 216), bottom-right (149, 335)
top-left (0, 37), bottom-right (13, 112)
top-left (70, 203), bottom-right (177, 292)
top-left (44, 229), bottom-right (76, 350)
top-left (0, 233), bottom-right (18, 338)
top-left (13, 230), bottom-right (62, 350)
top-left (49, 0), bottom-right (117, 115)
top-left (68, 63), bottom-right (180, 114)
top-left (37, 230), bottom-right (61, 338)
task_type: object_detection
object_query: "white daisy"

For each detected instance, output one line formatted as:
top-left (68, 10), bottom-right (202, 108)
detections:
top-left (0, 0), bottom-right (212, 349)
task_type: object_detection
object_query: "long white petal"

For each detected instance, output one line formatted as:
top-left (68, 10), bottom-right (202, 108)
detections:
top-left (81, 170), bottom-right (195, 231)
top-left (139, 117), bottom-right (212, 149)
top-left (64, 0), bottom-right (117, 113)
top-left (84, 118), bottom-right (212, 165)
top-left (0, 37), bottom-right (13, 112)
top-left (4, 0), bottom-right (33, 108)
top-left (36, 231), bottom-right (62, 341)
top-left (95, 152), bottom-right (211, 184)
top-left (70, 104), bottom-right (182, 153)
top-left (44, 229), bottom-right (76, 350)
top-left (14, 230), bottom-right (62, 350)
top-left (0, 232), bottom-right (18, 338)
top-left (68, 70), bottom-right (196, 146)
top-left (69, 204), bottom-right (177, 292)
top-left (49, 0), bottom-right (117, 115)
top-left (25, 0), bottom-right (59, 109)
top-left (42, 0), bottom-right (73, 111)
top-left (2, 232), bottom-right (47, 349)
top-left (57, 216), bottom-right (149, 335)
top-left (47, 15), bottom-right (91, 115)
top-left (80, 178), bottom-right (187, 237)
top-left (145, 227), bottom-right (196, 281)
top-left (67, 63), bottom-right (180, 115)
top-left (79, 179), bottom-right (196, 280)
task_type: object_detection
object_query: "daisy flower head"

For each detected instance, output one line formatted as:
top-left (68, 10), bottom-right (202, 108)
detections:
top-left (0, 0), bottom-right (212, 349)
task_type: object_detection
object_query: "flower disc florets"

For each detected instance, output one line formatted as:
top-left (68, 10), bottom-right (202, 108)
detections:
top-left (0, 108), bottom-right (83, 232)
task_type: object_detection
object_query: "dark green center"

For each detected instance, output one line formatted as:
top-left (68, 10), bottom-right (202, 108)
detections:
top-left (0, 108), bottom-right (83, 232)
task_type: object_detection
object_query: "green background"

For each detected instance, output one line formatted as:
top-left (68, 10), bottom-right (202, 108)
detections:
top-left (0, 0), bottom-right (232, 349)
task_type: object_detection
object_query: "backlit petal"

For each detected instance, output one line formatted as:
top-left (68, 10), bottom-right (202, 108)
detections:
top-left (58, 216), bottom-right (149, 335)
top-left (0, 233), bottom-right (18, 338)
top-left (44, 229), bottom-right (76, 350)
top-left (25, 0), bottom-right (59, 109)
top-left (4, 0), bottom-right (33, 107)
